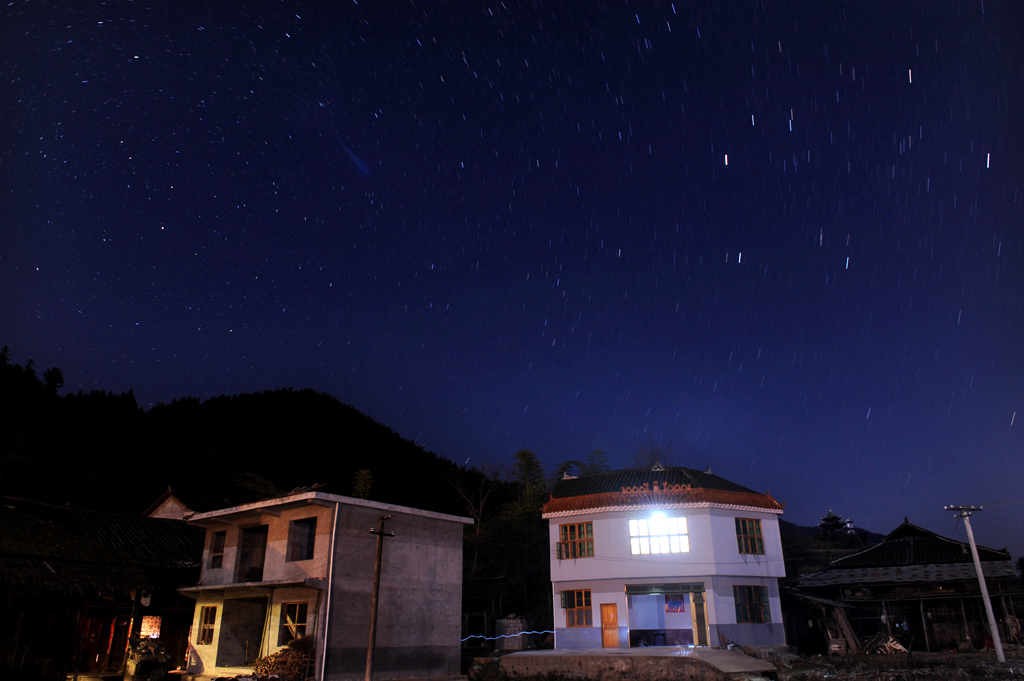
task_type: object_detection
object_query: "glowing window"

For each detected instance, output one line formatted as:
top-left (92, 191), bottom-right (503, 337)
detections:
top-left (140, 615), bottom-right (161, 639)
top-left (629, 515), bottom-right (689, 554)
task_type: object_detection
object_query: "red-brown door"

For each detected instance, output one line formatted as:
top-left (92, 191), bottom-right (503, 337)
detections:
top-left (601, 603), bottom-right (619, 648)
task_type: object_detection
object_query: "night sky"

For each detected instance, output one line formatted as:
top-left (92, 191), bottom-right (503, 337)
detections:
top-left (3, 1), bottom-right (1022, 557)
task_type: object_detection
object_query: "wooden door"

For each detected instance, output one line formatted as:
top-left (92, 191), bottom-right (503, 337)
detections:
top-left (601, 603), bottom-right (619, 648)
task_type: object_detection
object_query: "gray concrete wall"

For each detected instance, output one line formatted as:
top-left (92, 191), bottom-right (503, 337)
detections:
top-left (322, 505), bottom-right (464, 680)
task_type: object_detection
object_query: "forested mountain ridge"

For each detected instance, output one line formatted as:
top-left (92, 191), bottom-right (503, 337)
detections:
top-left (2, 346), bottom-right (895, 622)
top-left (0, 347), bottom-right (470, 517)
top-left (1, 346), bottom-right (550, 622)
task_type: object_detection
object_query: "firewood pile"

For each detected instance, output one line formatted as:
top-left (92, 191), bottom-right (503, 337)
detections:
top-left (250, 646), bottom-right (313, 681)
top-left (860, 632), bottom-right (909, 654)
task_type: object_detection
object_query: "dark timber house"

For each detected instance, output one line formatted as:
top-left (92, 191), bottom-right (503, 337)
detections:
top-left (794, 519), bottom-right (1020, 653)
top-left (0, 496), bottom-right (204, 680)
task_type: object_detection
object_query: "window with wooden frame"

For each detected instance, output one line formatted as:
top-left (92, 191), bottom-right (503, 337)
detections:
top-left (560, 589), bottom-right (592, 627)
top-left (735, 518), bottom-right (765, 555)
top-left (197, 606), bottom-right (217, 644)
top-left (287, 517), bottom-right (317, 562)
top-left (278, 602), bottom-right (308, 645)
top-left (733, 585), bottom-right (771, 623)
top-left (556, 522), bottom-right (594, 559)
top-left (628, 515), bottom-right (689, 554)
top-left (209, 530), bottom-right (226, 569)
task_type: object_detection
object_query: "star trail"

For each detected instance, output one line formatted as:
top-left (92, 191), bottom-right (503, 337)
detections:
top-left (2, 0), bottom-right (1021, 555)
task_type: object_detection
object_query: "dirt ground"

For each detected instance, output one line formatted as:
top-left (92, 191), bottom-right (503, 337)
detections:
top-left (773, 646), bottom-right (1024, 680)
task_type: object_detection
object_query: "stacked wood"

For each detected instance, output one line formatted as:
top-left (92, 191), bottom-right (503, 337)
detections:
top-left (250, 646), bottom-right (313, 681)
top-left (861, 632), bottom-right (909, 654)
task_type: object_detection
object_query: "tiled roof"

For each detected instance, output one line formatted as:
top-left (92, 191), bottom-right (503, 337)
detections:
top-left (70, 509), bottom-right (205, 569)
top-left (825, 521), bottom-right (1009, 569)
top-left (797, 521), bottom-right (1014, 588)
top-left (0, 504), bottom-right (149, 596)
top-left (0, 496), bottom-right (204, 596)
top-left (542, 467), bottom-right (784, 516)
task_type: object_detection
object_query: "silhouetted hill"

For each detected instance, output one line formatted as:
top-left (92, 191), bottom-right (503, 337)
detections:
top-left (0, 347), bottom-right (464, 517)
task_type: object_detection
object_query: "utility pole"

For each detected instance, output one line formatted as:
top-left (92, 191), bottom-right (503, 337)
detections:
top-left (944, 505), bottom-right (1005, 663)
top-left (365, 515), bottom-right (394, 681)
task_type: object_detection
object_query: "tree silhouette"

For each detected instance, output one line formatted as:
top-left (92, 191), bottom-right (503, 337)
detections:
top-left (513, 449), bottom-right (545, 488)
top-left (351, 469), bottom-right (374, 499)
top-left (43, 366), bottom-right (64, 392)
top-left (631, 434), bottom-right (674, 469)
top-left (581, 449), bottom-right (610, 475)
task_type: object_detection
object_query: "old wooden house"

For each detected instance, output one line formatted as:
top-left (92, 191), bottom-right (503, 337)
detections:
top-left (794, 519), bottom-right (1020, 653)
top-left (0, 496), bottom-right (204, 680)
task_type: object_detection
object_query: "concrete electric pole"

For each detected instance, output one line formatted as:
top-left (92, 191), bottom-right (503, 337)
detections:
top-left (944, 505), bottom-right (1005, 663)
top-left (365, 515), bottom-right (394, 681)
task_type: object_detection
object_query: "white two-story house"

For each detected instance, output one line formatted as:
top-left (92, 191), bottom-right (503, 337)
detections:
top-left (179, 490), bottom-right (472, 680)
top-left (543, 465), bottom-right (786, 650)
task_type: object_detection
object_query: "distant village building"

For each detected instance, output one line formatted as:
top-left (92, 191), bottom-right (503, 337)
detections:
top-left (180, 490), bottom-right (472, 680)
top-left (794, 520), bottom-right (1020, 653)
top-left (0, 496), bottom-right (203, 680)
top-left (542, 466), bottom-right (787, 650)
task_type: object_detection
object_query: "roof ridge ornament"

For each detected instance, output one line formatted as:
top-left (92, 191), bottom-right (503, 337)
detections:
top-left (651, 461), bottom-right (665, 472)
top-left (620, 481), bottom-right (692, 494)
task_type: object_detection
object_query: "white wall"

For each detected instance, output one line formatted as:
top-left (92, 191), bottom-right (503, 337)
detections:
top-left (710, 575), bottom-right (783, 626)
top-left (550, 579), bottom-right (627, 630)
top-left (707, 509), bottom-right (786, 579)
top-left (548, 505), bottom-right (787, 649)
top-left (549, 507), bottom-right (784, 584)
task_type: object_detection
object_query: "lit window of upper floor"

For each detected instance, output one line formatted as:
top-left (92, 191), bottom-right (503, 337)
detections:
top-left (629, 514), bottom-right (689, 554)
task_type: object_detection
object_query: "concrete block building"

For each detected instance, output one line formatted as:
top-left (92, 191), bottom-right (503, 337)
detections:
top-left (542, 465), bottom-right (787, 650)
top-left (180, 491), bottom-right (472, 680)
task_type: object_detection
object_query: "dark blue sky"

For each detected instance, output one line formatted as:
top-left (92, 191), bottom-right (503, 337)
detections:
top-left (2, 1), bottom-right (1021, 557)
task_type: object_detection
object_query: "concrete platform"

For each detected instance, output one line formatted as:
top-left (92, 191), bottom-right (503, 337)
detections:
top-left (498, 647), bottom-right (778, 680)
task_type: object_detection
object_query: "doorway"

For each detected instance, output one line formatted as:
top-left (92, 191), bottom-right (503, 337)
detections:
top-left (690, 591), bottom-right (710, 646)
top-left (215, 598), bottom-right (268, 667)
top-left (601, 603), bottom-right (619, 648)
top-left (625, 583), bottom-right (709, 647)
